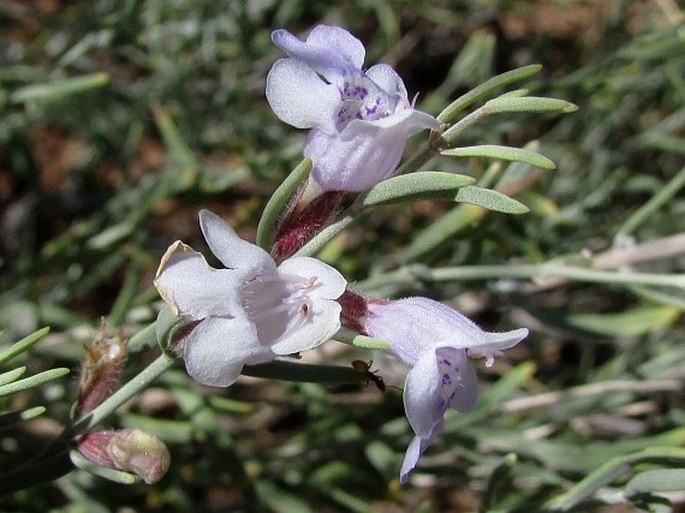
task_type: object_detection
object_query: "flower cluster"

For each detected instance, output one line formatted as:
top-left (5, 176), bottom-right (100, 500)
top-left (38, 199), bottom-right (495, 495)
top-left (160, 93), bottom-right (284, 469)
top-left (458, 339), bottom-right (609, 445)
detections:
top-left (154, 25), bottom-right (528, 484)
top-left (266, 25), bottom-right (439, 193)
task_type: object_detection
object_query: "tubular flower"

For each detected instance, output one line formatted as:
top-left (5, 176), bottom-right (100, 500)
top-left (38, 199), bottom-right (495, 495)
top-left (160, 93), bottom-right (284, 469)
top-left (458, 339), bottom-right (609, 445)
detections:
top-left (266, 25), bottom-right (439, 192)
top-left (154, 210), bottom-right (347, 387)
top-left (362, 297), bottom-right (528, 483)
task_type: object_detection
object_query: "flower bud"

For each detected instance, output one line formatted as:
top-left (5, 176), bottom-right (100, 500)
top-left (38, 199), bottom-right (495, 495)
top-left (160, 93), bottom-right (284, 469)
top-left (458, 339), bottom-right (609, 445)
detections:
top-left (76, 428), bottom-right (171, 485)
top-left (76, 319), bottom-right (127, 414)
top-left (107, 428), bottom-right (171, 484)
top-left (75, 430), bottom-right (117, 468)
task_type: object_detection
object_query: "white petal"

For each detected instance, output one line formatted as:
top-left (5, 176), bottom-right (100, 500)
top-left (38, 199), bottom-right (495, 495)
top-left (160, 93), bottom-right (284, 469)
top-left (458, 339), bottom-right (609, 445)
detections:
top-left (485, 328), bottom-right (529, 351)
top-left (365, 63), bottom-right (408, 100)
top-left (183, 316), bottom-right (272, 387)
top-left (278, 256), bottom-right (347, 300)
top-left (271, 27), bottom-right (361, 83)
top-left (305, 25), bottom-right (365, 69)
top-left (265, 58), bottom-right (340, 133)
top-left (270, 300), bottom-right (341, 355)
top-left (198, 210), bottom-right (273, 272)
top-left (435, 346), bottom-right (479, 413)
top-left (305, 126), bottom-right (405, 192)
top-left (403, 350), bottom-right (441, 438)
top-left (399, 418), bottom-right (444, 484)
top-left (348, 108), bottom-right (440, 132)
top-left (306, 106), bottom-right (438, 193)
top-left (154, 241), bottom-right (243, 318)
top-left (399, 435), bottom-right (423, 485)
top-left (451, 359), bottom-right (478, 412)
top-left (466, 328), bottom-right (528, 363)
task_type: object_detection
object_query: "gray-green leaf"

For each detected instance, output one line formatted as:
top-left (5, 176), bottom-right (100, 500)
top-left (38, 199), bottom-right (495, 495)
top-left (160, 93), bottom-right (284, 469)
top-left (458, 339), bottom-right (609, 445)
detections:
top-left (256, 158), bottom-right (312, 249)
top-left (486, 95), bottom-right (578, 114)
top-left (0, 367), bottom-right (70, 398)
top-left (437, 64), bottom-right (543, 123)
top-left (361, 171), bottom-right (475, 206)
top-left (442, 145), bottom-right (556, 169)
top-left (626, 468), bottom-right (685, 494)
top-left (10, 72), bottom-right (110, 104)
top-left (454, 186), bottom-right (529, 214)
top-left (0, 327), bottom-right (50, 366)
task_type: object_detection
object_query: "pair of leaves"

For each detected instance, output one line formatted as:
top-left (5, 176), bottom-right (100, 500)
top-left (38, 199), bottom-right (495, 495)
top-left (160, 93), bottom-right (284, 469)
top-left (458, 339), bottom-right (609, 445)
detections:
top-left (0, 327), bottom-right (69, 429)
top-left (257, 164), bottom-right (531, 250)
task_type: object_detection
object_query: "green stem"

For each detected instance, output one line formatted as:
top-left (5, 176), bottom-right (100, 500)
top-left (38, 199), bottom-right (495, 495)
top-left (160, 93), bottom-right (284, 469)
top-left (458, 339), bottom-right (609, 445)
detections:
top-left (71, 352), bottom-right (175, 435)
top-left (441, 104), bottom-right (492, 146)
top-left (359, 263), bottom-right (685, 293)
top-left (394, 141), bottom-right (434, 176)
top-left (395, 105), bottom-right (493, 178)
top-left (126, 320), bottom-right (159, 352)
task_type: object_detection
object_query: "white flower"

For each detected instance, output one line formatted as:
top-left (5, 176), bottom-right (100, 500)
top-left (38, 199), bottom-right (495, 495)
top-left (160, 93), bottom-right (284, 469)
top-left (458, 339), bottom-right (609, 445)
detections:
top-left (154, 210), bottom-right (347, 387)
top-left (363, 296), bottom-right (528, 483)
top-left (266, 25), bottom-right (439, 192)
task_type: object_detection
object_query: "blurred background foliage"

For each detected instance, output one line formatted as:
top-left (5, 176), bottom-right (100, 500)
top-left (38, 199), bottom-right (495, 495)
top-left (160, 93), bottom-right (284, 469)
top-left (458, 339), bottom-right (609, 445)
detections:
top-left (0, 0), bottom-right (683, 511)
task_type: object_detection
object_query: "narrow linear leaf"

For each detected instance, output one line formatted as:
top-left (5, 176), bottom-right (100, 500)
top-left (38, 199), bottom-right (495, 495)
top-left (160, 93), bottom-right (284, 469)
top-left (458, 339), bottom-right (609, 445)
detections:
top-left (481, 453), bottom-right (519, 513)
top-left (69, 450), bottom-right (138, 485)
top-left (399, 204), bottom-right (486, 263)
top-left (626, 469), bottom-right (685, 494)
top-left (0, 406), bottom-right (47, 428)
top-left (19, 405), bottom-right (47, 420)
top-left (256, 158), bottom-right (312, 249)
top-left (242, 360), bottom-right (360, 384)
top-left (119, 413), bottom-right (193, 444)
top-left (498, 88), bottom-right (529, 99)
top-left (639, 133), bottom-right (685, 155)
top-left (437, 64), bottom-right (543, 123)
top-left (153, 106), bottom-right (196, 171)
top-left (0, 367), bottom-right (27, 387)
top-left (545, 447), bottom-right (685, 511)
top-left (0, 327), bottom-right (50, 365)
top-left (567, 306), bottom-right (680, 337)
top-left (107, 260), bottom-right (144, 325)
top-left (454, 186), bottom-right (529, 214)
top-left (0, 367), bottom-right (70, 398)
top-left (255, 480), bottom-right (314, 513)
top-left (486, 96), bottom-right (578, 114)
top-left (208, 396), bottom-right (256, 415)
top-left (10, 72), bottom-right (109, 103)
top-left (361, 171), bottom-right (475, 206)
top-left (323, 487), bottom-right (372, 513)
top-left (516, 191), bottom-right (560, 217)
top-left (442, 145), bottom-right (556, 169)
top-left (397, 153), bottom-right (511, 265)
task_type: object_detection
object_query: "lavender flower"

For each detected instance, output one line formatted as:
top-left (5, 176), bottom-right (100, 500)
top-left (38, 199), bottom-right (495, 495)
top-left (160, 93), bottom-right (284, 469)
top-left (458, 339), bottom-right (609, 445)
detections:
top-left (266, 25), bottom-right (439, 192)
top-left (154, 210), bottom-right (346, 387)
top-left (363, 297), bottom-right (528, 483)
